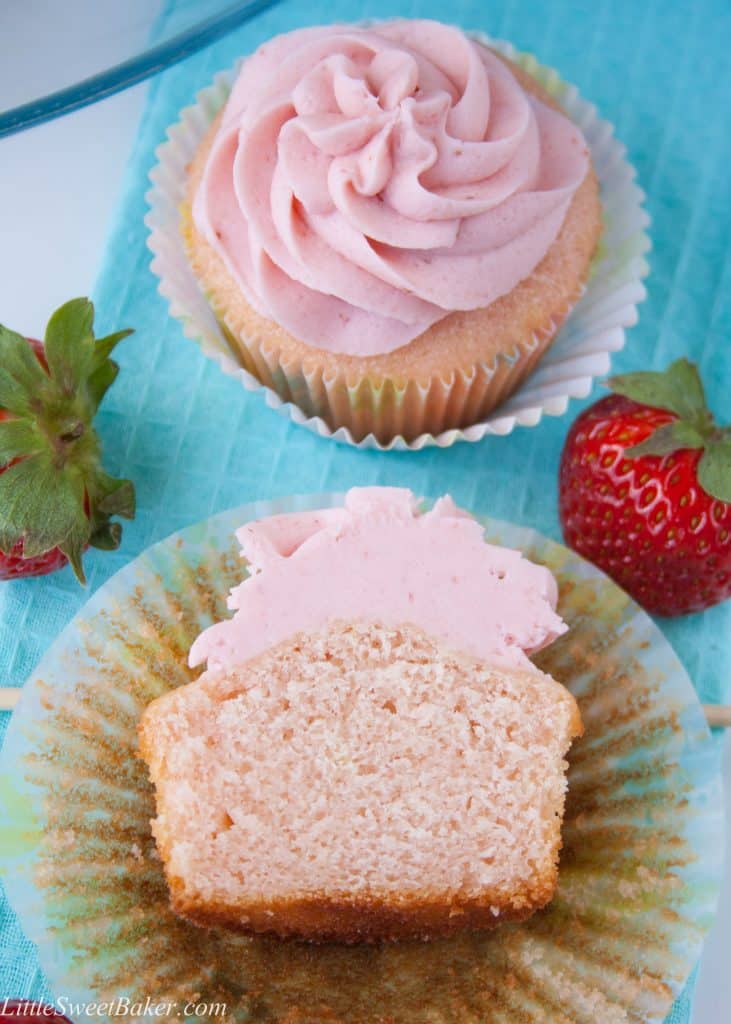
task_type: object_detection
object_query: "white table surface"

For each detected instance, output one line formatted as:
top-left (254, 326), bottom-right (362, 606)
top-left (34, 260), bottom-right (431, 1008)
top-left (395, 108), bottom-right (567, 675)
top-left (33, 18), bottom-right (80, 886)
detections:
top-left (0, 29), bottom-right (728, 1024)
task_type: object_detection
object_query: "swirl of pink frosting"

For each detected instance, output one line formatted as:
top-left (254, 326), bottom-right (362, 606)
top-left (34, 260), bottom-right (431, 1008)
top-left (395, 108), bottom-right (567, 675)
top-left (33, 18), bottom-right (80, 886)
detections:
top-left (193, 20), bottom-right (590, 356)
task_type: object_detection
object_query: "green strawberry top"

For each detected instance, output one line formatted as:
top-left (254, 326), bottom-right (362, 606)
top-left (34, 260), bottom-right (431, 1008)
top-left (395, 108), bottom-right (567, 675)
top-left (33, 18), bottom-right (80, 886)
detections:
top-left (608, 357), bottom-right (731, 502)
top-left (0, 298), bottom-right (135, 583)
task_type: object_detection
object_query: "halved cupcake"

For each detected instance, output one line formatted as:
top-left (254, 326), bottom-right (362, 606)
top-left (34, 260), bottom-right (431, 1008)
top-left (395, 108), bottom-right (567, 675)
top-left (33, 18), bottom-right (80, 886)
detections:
top-left (139, 488), bottom-right (582, 942)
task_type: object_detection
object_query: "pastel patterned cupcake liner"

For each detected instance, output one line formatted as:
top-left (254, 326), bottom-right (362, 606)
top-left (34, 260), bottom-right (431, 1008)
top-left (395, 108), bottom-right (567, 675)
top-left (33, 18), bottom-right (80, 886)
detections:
top-left (145, 32), bottom-right (650, 450)
top-left (0, 495), bottom-right (723, 1023)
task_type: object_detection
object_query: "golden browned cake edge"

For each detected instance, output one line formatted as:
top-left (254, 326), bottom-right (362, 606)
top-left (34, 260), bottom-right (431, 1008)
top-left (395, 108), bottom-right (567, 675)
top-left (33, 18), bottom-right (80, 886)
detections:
top-left (165, 882), bottom-right (560, 944)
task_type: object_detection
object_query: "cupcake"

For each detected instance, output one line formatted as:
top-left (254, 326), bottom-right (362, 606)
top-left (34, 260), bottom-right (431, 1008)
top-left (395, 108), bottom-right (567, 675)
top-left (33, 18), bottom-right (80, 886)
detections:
top-left (138, 487), bottom-right (582, 942)
top-left (181, 19), bottom-right (602, 443)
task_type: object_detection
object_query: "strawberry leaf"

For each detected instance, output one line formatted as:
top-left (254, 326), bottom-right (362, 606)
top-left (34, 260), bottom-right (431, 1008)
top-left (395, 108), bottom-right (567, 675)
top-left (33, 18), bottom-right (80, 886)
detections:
top-left (92, 472), bottom-right (136, 519)
top-left (608, 359), bottom-right (711, 427)
top-left (698, 439), bottom-right (731, 503)
top-left (0, 370), bottom-right (33, 417)
top-left (86, 329), bottom-right (133, 413)
top-left (0, 453), bottom-right (89, 561)
top-left (626, 420), bottom-right (706, 459)
top-left (58, 513), bottom-right (93, 584)
top-left (93, 328), bottom-right (135, 362)
top-left (84, 472), bottom-right (135, 561)
top-left (86, 362), bottom-right (119, 414)
top-left (0, 326), bottom-right (49, 414)
top-left (89, 521), bottom-right (122, 551)
top-left (44, 298), bottom-right (95, 397)
top-left (0, 419), bottom-right (45, 465)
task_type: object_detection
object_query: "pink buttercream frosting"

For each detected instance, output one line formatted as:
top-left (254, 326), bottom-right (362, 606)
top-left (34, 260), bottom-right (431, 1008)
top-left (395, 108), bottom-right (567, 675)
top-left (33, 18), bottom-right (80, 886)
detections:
top-left (192, 20), bottom-right (589, 357)
top-left (189, 487), bottom-right (567, 672)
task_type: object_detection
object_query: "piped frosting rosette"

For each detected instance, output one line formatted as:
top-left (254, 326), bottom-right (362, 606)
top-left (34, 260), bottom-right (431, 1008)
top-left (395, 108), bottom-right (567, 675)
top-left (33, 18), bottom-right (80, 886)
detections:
top-left (192, 20), bottom-right (589, 357)
top-left (147, 22), bottom-right (649, 448)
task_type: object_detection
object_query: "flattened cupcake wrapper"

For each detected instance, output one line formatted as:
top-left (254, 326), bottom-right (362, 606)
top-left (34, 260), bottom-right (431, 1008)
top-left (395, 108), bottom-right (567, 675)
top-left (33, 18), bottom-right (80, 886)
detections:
top-left (146, 33), bottom-right (650, 450)
top-left (0, 497), bottom-right (723, 1023)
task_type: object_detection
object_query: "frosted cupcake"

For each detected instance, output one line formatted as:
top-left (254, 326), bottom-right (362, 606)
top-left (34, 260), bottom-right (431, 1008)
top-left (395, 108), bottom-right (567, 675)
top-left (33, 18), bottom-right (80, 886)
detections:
top-left (183, 20), bottom-right (602, 442)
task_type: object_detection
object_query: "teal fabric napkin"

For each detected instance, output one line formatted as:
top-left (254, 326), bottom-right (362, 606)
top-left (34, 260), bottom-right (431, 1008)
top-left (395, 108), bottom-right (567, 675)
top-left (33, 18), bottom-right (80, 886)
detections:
top-left (1, 0), bottom-right (729, 1019)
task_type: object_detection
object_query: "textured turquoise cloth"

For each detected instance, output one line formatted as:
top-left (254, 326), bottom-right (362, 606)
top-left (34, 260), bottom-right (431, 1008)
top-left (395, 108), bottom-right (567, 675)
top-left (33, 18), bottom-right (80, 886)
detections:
top-left (1, 0), bottom-right (729, 1019)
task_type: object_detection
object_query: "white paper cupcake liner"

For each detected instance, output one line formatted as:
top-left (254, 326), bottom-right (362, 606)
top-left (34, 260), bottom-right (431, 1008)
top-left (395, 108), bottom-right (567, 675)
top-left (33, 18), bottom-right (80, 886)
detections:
top-left (146, 32), bottom-right (650, 451)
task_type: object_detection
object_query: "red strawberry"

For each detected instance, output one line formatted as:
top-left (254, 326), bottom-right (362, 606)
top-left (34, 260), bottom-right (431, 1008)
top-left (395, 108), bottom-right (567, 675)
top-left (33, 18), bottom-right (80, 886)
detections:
top-left (559, 359), bottom-right (731, 616)
top-left (0, 299), bottom-right (135, 583)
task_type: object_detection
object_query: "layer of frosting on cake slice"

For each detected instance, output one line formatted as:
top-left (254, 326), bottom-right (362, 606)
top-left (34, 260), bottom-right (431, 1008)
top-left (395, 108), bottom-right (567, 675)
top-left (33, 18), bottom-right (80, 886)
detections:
top-left (189, 487), bottom-right (566, 672)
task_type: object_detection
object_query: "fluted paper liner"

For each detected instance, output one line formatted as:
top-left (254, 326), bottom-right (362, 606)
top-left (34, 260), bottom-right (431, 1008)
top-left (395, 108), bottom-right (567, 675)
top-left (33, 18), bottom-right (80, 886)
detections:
top-left (0, 495), bottom-right (723, 1023)
top-left (145, 34), bottom-right (650, 450)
